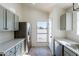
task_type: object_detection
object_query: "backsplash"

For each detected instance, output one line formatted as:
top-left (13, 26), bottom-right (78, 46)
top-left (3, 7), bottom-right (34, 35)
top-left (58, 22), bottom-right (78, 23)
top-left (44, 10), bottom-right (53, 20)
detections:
top-left (0, 32), bottom-right (14, 43)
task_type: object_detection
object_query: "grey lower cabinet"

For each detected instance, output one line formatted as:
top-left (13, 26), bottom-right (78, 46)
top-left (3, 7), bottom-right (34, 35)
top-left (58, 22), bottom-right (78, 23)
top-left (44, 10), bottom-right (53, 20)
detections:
top-left (5, 47), bottom-right (16, 56)
top-left (16, 41), bottom-right (24, 56)
top-left (64, 47), bottom-right (77, 56)
top-left (21, 41), bottom-right (24, 54)
top-left (0, 5), bottom-right (5, 30)
top-left (4, 42), bottom-right (24, 56)
top-left (54, 40), bottom-right (64, 56)
top-left (15, 43), bottom-right (22, 56)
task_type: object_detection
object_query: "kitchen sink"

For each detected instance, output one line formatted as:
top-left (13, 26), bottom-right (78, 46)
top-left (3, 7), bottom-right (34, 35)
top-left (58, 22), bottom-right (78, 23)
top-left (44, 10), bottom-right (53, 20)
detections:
top-left (68, 44), bottom-right (79, 48)
top-left (66, 44), bottom-right (79, 51)
top-left (57, 40), bottom-right (79, 52)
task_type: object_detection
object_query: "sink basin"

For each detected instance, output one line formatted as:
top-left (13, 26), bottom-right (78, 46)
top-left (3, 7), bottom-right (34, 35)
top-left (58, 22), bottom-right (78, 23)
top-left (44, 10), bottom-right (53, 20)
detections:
top-left (57, 40), bottom-right (79, 51)
top-left (66, 44), bottom-right (79, 51)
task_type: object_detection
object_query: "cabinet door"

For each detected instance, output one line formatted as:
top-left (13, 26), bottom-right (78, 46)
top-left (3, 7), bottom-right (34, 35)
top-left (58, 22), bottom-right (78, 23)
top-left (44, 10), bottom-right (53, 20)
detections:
top-left (55, 41), bottom-right (63, 56)
top-left (66, 12), bottom-right (73, 31)
top-left (0, 6), bottom-right (5, 30)
top-left (60, 14), bottom-right (66, 30)
top-left (16, 44), bottom-right (20, 56)
top-left (22, 41), bottom-right (24, 54)
top-left (60, 12), bottom-right (73, 31)
top-left (14, 15), bottom-right (19, 31)
top-left (16, 41), bottom-right (24, 56)
top-left (7, 10), bottom-right (14, 31)
top-left (16, 43), bottom-right (22, 56)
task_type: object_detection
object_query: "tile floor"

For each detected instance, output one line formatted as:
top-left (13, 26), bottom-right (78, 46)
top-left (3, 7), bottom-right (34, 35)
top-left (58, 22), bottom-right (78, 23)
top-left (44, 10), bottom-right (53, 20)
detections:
top-left (28, 47), bottom-right (52, 56)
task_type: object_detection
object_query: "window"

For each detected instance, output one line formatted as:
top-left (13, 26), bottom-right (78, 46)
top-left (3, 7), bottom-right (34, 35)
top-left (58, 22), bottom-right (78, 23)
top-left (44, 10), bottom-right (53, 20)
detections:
top-left (37, 21), bottom-right (48, 42)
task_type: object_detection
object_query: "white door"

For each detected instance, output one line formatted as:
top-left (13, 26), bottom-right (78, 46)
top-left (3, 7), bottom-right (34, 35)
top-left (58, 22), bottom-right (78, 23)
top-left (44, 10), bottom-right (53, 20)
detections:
top-left (48, 19), bottom-right (53, 54)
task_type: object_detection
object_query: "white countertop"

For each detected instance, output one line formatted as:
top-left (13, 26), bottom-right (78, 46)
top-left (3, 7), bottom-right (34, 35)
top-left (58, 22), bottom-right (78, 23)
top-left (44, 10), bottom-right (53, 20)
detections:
top-left (55, 38), bottom-right (79, 44)
top-left (55, 38), bottom-right (79, 55)
top-left (0, 38), bottom-right (25, 54)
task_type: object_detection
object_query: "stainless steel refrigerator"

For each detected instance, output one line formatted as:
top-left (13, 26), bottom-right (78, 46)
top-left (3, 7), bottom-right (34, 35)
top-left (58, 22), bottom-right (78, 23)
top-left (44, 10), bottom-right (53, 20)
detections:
top-left (14, 22), bottom-right (32, 54)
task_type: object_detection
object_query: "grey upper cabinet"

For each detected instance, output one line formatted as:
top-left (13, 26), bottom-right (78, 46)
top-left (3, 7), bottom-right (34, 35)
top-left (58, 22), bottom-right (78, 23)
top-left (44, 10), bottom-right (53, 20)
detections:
top-left (66, 12), bottom-right (73, 31)
top-left (0, 5), bottom-right (19, 31)
top-left (0, 5), bottom-right (5, 30)
top-left (60, 14), bottom-right (66, 30)
top-left (60, 12), bottom-right (73, 31)
top-left (14, 15), bottom-right (19, 31)
top-left (6, 10), bottom-right (14, 31)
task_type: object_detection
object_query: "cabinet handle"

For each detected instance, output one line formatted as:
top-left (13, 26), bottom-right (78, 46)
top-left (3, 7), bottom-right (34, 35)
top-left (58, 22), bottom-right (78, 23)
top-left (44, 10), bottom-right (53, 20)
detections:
top-left (13, 15), bottom-right (15, 30)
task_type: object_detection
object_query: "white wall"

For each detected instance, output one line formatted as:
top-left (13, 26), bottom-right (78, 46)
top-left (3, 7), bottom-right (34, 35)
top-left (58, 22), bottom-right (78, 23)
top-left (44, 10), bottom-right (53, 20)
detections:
top-left (0, 3), bottom-right (22, 43)
top-left (49, 7), bottom-right (66, 38)
top-left (49, 7), bottom-right (66, 54)
top-left (20, 5), bottom-right (49, 46)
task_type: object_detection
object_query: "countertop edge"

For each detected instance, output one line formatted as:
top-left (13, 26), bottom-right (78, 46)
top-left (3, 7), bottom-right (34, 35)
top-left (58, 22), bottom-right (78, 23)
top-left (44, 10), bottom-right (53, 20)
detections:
top-left (0, 39), bottom-right (25, 54)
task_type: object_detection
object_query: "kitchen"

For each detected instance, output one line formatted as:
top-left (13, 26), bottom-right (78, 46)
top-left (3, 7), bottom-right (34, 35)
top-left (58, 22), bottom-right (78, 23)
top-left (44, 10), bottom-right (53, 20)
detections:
top-left (0, 3), bottom-right (79, 56)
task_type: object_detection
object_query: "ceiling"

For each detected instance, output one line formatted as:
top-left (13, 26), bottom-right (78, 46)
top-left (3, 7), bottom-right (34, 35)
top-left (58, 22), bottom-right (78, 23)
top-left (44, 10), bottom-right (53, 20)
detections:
top-left (23, 3), bottom-right (73, 13)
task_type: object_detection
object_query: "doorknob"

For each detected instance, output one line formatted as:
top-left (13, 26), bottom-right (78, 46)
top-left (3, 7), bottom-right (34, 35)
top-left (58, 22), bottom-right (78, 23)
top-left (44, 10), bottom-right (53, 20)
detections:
top-left (50, 36), bottom-right (52, 38)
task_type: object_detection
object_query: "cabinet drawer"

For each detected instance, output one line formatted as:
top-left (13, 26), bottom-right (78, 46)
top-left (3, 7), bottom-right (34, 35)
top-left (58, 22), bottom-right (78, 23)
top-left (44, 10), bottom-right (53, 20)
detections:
top-left (64, 47), bottom-right (76, 56)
